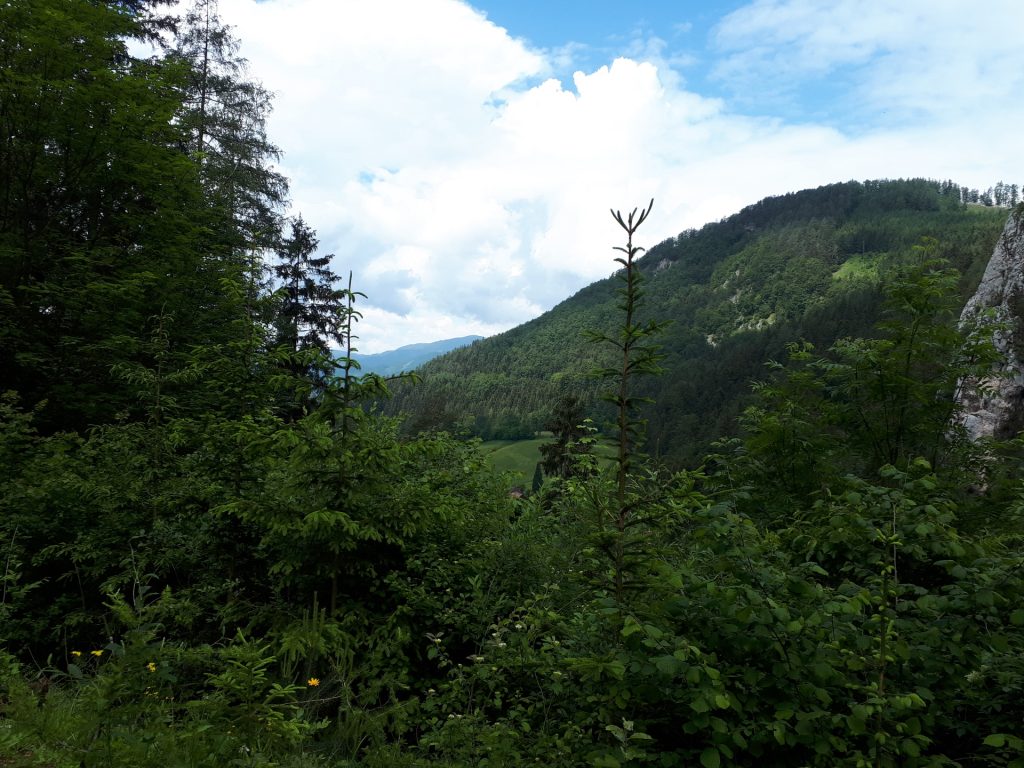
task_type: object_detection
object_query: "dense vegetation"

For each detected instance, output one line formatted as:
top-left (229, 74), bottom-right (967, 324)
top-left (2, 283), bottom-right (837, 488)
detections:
top-left (391, 180), bottom-right (1010, 466)
top-left (2, 2), bottom-right (1023, 767)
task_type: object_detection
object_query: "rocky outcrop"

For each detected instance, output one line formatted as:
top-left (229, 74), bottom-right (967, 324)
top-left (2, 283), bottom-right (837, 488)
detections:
top-left (957, 206), bottom-right (1024, 441)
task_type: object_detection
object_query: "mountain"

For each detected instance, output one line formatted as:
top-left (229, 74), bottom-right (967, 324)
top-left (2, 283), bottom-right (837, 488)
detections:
top-left (388, 179), bottom-right (1010, 466)
top-left (350, 335), bottom-right (484, 377)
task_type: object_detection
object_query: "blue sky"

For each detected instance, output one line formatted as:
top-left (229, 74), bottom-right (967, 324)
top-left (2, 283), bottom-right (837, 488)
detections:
top-left (218, 0), bottom-right (1024, 352)
top-left (468, 0), bottom-right (965, 131)
top-left (469, 0), bottom-right (726, 47)
top-left (469, 1), bottom-right (742, 96)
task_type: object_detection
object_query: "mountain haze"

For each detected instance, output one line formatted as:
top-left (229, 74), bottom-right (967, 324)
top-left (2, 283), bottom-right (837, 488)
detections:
top-left (350, 335), bottom-right (483, 377)
top-left (389, 179), bottom-right (1009, 465)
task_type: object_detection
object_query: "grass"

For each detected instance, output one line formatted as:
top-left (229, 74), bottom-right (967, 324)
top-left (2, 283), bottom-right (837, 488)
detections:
top-left (479, 438), bottom-right (547, 483)
top-left (479, 435), bottom-right (616, 486)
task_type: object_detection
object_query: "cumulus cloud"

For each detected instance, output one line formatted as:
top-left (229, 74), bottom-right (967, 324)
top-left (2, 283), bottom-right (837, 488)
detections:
top-left (217, 0), bottom-right (1024, 352)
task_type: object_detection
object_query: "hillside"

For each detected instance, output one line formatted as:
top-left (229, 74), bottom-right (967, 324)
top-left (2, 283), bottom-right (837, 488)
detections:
top-left (389, 179), bottom-right (1009, 465)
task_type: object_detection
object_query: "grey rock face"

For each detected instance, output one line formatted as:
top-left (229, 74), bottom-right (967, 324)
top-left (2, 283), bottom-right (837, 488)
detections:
top-left (957, 207), bottom-right (1024, 441)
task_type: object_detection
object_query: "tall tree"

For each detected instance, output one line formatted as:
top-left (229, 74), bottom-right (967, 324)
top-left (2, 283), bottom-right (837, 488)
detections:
top-left (164, 0), bottom-right (297, 424)
top-left (272, 216), bottom-right (344, 393)
top-left (171, 0), bottom-right (287, 283)
top-left (0, 0), bottom-right (208, 430)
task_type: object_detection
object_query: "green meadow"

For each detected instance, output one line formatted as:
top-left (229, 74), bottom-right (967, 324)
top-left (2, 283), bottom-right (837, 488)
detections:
top-left (479, 437), bottom-right (547, 481)
top-left (480, 436), bottom-right (616, 483)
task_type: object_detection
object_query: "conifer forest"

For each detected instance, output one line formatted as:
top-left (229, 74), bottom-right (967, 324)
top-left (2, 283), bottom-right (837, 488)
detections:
top-left (1, 2), bottom-right (1023, 766)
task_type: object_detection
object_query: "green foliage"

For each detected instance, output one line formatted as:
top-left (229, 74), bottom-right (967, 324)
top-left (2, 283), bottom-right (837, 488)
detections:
top-left (3, 4), bottom-right (1024, 767)
top-left (1, 589), bottom-right (327, 767)
top-left (720, 245), bottom-right (1000, 523)
top-left (0, 0), bottom-right (202, 431)
top-left (823, 240), bottom-right (998, 472)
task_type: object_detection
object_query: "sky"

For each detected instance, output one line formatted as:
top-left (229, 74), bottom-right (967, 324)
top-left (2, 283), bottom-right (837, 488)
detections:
top-left (214, 0), bottom-right (1024, 353)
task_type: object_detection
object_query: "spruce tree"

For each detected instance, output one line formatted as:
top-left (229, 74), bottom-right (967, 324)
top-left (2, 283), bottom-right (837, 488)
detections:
top-left (539, 394), bottom-right (592, 479)
top-left (171, 0), bottom-right (287, 275)
top-left (273, 216), bottom-right (344, 394)
top-left (0, 0), bottom-right (209, 430)
top-left (587, 200), bottom-right (672, 602)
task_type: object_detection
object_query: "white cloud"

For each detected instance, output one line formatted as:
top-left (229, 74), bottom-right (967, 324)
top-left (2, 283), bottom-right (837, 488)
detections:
top-left (712, 0), bottom-right (1024, 122)
top-left (216, 0), bottom-right (1024, 352)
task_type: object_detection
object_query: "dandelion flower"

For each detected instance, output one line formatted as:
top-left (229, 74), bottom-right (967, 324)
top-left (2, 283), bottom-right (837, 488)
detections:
top-left (147, 662), bottom-right (157, 672)
top-left (90, 649), bottom-right (104, 657)
top-left (71, 650), bottom-right (82, 658)
top-left (307, 677), bottom-right (320, 687)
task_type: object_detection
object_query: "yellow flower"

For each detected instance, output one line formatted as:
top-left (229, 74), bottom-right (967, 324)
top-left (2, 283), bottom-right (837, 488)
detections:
top-left (147, 662), bottom-right (157, 672)
top-left (71, 651), bottom-right (82, 658)
top-left (307, 677), bottom-right (320, 687)
top-left (90, 650), bottom-right (104, 657)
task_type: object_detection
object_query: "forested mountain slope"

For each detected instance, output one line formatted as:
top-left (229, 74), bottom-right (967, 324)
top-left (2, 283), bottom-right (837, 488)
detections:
top-left (390, 179), bottom-right (1008, 465)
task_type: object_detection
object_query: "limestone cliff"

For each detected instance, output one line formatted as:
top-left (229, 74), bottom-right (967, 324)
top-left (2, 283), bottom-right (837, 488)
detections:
top-left (957, 206), bottom-right (1024, 440)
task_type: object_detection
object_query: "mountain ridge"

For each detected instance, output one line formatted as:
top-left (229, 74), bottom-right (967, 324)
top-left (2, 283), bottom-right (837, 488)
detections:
top-left (349, 335), bottom-right (484, 377)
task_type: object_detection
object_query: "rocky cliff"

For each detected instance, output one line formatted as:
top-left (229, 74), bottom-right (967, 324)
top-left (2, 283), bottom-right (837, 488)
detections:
top-left (957, 206), bottom-right (1024, 440)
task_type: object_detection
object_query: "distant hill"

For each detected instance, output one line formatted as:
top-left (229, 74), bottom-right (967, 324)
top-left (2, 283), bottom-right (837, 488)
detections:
top-left (349, 335), bottom-right (484, 377)
top-left (388, 179), bottom-right (1010, 466)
